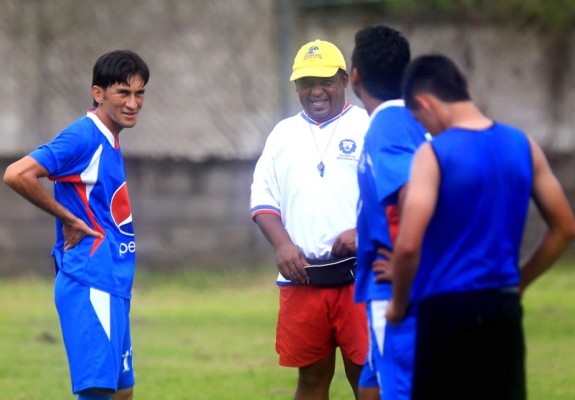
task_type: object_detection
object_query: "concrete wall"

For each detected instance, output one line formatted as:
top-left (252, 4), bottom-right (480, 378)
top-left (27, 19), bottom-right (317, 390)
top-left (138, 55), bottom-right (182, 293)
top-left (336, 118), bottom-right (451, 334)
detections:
top-left (0, 157), bottom-right (275, 276)
top-left (1, 153), bottom-right (573, 277)
top-left (1, 1), bottom-right (574, 275)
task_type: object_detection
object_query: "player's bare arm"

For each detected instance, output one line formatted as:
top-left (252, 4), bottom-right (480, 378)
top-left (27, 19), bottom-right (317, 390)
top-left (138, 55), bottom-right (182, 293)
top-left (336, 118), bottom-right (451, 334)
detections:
top-left (331, 228), bottom-right (356, 257)
top-left (254, 213), bottom-right (309, 283)
top-left (387, 143), bottom-right (439, 324)
top-left (4, 155), bottom-right (103, 250)
top-left (519, 138), bottom-right (575, 293)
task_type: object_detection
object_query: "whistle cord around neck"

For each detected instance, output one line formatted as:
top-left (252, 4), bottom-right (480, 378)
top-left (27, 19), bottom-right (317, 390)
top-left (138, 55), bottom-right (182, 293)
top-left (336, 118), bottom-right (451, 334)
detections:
top-left (308, 116), bottom-right (341, 178)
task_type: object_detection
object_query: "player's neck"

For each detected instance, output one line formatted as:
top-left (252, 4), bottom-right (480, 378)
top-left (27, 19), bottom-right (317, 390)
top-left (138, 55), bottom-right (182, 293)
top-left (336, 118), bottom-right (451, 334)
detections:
top-left (448, 102), bottom-right (493, 131)
top-left (94, 108), bottom-right (123, 139)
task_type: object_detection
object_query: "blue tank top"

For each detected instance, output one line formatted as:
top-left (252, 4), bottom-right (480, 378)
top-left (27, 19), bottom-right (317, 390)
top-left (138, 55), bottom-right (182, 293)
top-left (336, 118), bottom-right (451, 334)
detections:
top-left (411, 122), bottom-right (532, 304)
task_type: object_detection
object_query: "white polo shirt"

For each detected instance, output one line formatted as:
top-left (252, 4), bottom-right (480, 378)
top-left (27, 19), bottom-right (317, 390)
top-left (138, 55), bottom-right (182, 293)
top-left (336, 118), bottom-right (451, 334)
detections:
top-left (250, 102), bottom-right (369, 284)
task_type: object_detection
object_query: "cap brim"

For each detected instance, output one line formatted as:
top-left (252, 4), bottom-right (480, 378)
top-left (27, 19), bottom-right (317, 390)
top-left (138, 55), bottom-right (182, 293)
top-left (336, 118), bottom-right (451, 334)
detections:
top-left (290, 66), bottom-right (341, 81)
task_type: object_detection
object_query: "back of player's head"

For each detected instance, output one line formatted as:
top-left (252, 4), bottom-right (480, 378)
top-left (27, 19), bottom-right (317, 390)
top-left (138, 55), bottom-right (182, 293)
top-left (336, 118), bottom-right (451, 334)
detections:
top-left (351, 25), bottom-right (410, 101)
top-left (92, 50), bottom-right (150, 89)
top-left (402, 54), bottom-right (470, 110)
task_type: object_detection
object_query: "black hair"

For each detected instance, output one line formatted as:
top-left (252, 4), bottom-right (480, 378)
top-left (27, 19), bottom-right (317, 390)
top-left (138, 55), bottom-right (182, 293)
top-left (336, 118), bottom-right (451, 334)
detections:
top-left (402, 54), bottom-right (470, 110)
top-left (351, 25), bottom-right (410, 101)
top-left (92, 50), bottom-right (150, 106)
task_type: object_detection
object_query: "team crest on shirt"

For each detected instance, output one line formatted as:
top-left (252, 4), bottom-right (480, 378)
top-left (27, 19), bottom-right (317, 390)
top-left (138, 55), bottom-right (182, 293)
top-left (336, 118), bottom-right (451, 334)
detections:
top-left (337, 139), bottom-right (359, 162)
top-left (339, 139), bottom-right (357, 154)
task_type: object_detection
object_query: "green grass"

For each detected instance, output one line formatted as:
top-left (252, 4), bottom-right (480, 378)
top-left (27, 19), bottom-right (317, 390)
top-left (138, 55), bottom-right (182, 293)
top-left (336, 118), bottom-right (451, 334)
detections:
top-left (0, 262), bottom-right (573, 399)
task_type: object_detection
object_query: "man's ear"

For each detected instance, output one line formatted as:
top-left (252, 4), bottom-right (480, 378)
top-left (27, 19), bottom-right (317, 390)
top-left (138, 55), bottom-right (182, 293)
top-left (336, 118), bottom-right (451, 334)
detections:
top-left (350, 67), bottom-right (361, 88)
top-left (413, 93), bottom-right (434, 112)
top-left (91, 85), bottom-right (104, 105)
top-left (340, 71), bottom-right (349, 88)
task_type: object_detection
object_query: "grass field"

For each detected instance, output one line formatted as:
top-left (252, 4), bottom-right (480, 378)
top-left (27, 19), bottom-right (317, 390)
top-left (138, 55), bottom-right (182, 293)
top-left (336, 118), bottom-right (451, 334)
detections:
top-left (0, 260), bottom-right (573, 399)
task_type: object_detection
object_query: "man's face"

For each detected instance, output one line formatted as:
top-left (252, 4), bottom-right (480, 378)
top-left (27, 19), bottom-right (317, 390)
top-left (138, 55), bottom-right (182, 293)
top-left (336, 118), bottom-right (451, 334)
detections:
top-left (92, 74), bottom-right (146, 135)
top-left (295, 72), bottom-right (348, 122)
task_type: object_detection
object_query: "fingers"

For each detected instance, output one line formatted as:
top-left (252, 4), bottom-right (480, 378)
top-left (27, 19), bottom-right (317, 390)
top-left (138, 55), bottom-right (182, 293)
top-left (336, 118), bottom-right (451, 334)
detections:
top-left (331, 239), bottom-right (343, 257)
top-left (277, 252), bottom-right (309, 284)
top-left (374, 271), bottom-right (392, 282)
top-left (376, 247), bottom-right (392, 259)
top-left (280, 264), bottom-right (307, 284)
top-left (289, 254), bottom-right (309, 283)
top-left (62, 222), bottom-right (103, 251)
top-left (372, 259), bottom-right (392, 282)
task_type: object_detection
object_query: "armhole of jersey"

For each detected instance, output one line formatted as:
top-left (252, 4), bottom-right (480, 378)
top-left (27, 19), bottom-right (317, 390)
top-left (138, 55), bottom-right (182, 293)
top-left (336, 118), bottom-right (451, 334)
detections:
top-left (428, 142), bottom-right (442, 189)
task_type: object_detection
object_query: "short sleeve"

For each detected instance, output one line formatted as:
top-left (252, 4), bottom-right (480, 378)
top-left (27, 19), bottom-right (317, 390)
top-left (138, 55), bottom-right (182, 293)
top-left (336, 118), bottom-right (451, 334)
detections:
top-left (29, 123), bottom-right (98, 178)
top-left (250, 128), bottom-right (282, 219)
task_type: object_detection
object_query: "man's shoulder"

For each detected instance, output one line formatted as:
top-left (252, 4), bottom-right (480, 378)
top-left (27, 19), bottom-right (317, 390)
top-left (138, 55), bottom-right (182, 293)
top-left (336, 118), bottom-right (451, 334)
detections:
top-left (341, 104), bottom-right (370, 137)
top-left (344, 103), bottom-right (369, 121)
top-left (60, 114), bottom-right (99, 137)
top-left (270, 112), bottom-right (307, 135)
top-left (367, 108), bottom-right (425, 143)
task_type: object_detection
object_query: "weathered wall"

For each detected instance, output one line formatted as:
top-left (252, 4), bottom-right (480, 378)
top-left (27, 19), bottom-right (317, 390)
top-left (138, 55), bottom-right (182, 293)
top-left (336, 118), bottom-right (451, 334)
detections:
top-left (1, 153), bottom-right (573, 277)
top-left (0, 157), bottom-right (275, 276)
top-left (0, 1), bottom-right (574, 276)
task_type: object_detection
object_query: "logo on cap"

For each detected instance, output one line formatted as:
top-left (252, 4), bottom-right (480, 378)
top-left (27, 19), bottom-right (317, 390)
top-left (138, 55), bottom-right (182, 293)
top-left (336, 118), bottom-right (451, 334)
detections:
top-left (304, 45), bottom-right (322, 60)
top-left (111, 182), bottom-right (134, 236)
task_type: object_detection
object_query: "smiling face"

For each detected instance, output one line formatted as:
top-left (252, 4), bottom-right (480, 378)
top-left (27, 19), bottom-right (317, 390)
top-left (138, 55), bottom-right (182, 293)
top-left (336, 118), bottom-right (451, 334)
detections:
top-left (92, 73), bottom-right (146, 136)
top-left (295, 71), bottom-right (348, 122)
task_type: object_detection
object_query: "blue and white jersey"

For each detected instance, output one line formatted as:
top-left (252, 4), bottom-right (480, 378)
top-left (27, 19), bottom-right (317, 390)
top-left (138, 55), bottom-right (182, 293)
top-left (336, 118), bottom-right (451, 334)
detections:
top-left (30, 111), bottom-right (136, 299)
top-left (250, 102), bottom-right (369, 285)
top-left (355, 100), bottom-right (428, 303)
top-left (412, 123), bottom-right (533, 304)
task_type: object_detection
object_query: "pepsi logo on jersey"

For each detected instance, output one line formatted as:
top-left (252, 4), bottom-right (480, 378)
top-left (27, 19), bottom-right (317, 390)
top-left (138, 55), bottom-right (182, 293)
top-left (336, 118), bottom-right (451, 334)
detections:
top-left (111, 182), bottom-right (136, 256)
top-left (111, 182), bottom-right (134, 236)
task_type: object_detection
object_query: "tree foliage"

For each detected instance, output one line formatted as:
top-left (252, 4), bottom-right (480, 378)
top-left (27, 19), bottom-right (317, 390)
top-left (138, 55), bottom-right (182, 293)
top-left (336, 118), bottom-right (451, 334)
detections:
top-left (383, 0), bottom-right (575, 32)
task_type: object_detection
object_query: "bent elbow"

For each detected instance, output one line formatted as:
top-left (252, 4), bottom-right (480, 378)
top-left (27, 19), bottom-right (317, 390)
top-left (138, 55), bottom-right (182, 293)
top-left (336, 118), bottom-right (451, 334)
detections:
top-left (554, 218), bottom-right (575, 249)
top-left (3, 165), bottom-right (17, 188)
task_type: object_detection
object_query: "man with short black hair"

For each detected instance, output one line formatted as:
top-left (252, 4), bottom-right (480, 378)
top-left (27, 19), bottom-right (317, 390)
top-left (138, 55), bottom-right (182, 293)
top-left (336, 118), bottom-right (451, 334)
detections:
top-left (4, 49), bottom-right (149, 400)
top-left (388, 53), bottom-right (575, 400)
top-left (350, 25), bottom-right (428, 400)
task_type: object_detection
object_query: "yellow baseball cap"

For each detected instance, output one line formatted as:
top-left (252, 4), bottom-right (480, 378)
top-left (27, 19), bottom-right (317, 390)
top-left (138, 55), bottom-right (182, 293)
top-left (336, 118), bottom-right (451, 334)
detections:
top-left (290, 39), bottom-right (347, 81)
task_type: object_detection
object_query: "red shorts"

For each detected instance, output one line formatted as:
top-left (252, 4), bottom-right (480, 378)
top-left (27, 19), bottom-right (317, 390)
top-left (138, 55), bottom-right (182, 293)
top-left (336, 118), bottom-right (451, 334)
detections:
top-left (276, 284), bottom-right (368, 367)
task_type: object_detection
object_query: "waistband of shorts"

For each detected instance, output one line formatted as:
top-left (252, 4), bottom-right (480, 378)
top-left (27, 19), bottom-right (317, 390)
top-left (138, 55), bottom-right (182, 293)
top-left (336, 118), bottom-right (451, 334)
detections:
top-left (419, 285), bottom-right (520, 305)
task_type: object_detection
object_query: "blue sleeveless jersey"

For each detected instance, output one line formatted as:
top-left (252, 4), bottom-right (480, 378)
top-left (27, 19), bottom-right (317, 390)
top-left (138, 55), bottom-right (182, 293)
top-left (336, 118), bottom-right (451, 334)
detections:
top-left (355, 101), bottom-right (428, 302)
top-left (30, 112), bottom-right (136, 299)
top-left (411, 123), bottom-right (532, 304)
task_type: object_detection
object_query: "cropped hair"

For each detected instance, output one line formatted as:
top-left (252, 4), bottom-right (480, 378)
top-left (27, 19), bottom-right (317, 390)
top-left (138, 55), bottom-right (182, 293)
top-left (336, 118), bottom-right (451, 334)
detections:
top-left (92, 50), bottom-right (149, 105)
top-left (351, 25), bottom-right (411, 101)
top-left (402, 54), bottom-right (470, 110)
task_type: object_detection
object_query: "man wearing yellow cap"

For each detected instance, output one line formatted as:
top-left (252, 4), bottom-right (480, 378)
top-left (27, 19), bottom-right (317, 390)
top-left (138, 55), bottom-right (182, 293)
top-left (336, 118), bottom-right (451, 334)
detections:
top-left (250, 40), bottom-right (370, 399)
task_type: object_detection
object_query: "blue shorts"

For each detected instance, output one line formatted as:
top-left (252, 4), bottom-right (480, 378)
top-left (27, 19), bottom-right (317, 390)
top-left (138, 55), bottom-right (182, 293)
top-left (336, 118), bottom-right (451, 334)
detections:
top-left (360, 300), bottom-right (416, 400)
top-left (54, 272), bottom-right (134, 394)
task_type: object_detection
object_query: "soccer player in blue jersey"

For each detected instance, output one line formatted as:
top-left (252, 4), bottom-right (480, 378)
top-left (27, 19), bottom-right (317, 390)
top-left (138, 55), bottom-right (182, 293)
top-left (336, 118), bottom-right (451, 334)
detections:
top-left (4, 50), bottom-right (149, 400)
top-left (350, 25), bottom-right (428, 400)
top-left (388, 54), bottom-right (575, 399)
